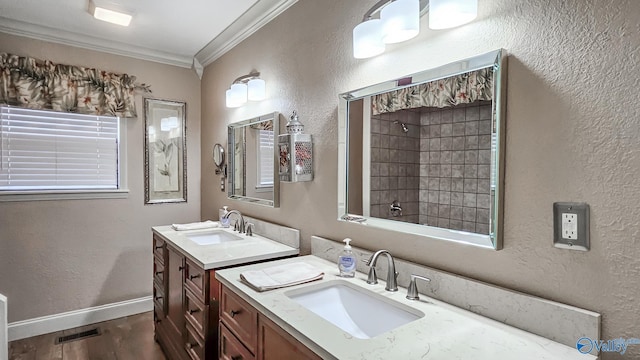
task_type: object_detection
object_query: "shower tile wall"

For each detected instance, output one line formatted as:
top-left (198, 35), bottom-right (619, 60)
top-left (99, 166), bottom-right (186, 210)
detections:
top-left (419, 101), bottom-right (492, 234)
top-left (370, 110), bottom-right (421, 223)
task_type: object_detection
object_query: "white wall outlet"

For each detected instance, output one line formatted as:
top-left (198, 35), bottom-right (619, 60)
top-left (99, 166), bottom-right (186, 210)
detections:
top-left (553, 202), bottom-right (590, 251)
top-left (561, 213), bottom-right (578, 239)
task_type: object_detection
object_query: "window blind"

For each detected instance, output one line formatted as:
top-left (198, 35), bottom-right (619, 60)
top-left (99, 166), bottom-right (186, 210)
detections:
top-left (0, 106), bottom-right (119, 191)
top-left (257, 130), bottom-right (274, 186)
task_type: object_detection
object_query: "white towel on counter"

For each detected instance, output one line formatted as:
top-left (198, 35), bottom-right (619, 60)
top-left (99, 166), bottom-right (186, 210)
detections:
top-left (240, 262), bottom-right (324, 292)
top-left (171, 220), bottom-right (219, 231)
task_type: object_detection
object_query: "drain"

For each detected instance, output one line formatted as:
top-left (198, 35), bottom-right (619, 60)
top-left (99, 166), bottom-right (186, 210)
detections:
top-left (55, 327), bottom-right (101, 344)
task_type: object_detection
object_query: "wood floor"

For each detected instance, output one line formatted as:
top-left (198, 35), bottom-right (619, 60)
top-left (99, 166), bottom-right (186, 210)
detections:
top-left (8, 312), bottom-right (167, 360)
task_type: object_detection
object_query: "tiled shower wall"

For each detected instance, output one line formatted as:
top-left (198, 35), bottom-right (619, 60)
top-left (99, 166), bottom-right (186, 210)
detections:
top-left (369, 101), bottom-right (492, 235)
top-left (369, 110), bottom-right (421, 223)
top-left (419, 101), bottom-right (492, 234)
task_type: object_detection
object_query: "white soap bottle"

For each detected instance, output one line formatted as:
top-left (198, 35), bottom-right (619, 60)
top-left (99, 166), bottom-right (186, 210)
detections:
top-left (219, 206), bottom-right (230, 228)
top-left (338, 238), bottom-right (356, 278)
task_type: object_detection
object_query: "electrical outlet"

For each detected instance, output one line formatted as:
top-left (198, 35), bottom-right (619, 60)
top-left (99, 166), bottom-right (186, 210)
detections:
top-left (562, 213), bottom-right (578, 239)
top-left (553, 202), bottom-right (590, 251)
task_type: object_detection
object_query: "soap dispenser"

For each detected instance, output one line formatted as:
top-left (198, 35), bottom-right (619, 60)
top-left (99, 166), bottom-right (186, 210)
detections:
top-left (338, 238), bottom-right (357, 278)
top-left (219, 206), bottom-right (230, 228)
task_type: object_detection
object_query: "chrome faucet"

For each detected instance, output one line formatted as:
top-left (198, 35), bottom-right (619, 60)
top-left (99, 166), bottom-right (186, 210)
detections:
top-left (223, 210), bottom-right (245, 233)
top-left (365, 250), bottom-right (398, 292)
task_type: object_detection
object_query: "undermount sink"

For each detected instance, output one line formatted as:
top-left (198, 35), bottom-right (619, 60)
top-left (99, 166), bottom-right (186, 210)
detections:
top-left (285, 280), bottom-right (424, 339)
top-left (184, 230), bottom-right (243, 245)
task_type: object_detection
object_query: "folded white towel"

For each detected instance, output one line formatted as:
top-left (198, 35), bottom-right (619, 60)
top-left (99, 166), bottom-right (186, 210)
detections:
top-left (171, 220), bottom-right (219, 231)
top-left (240, 262), bottom-right (324, 292)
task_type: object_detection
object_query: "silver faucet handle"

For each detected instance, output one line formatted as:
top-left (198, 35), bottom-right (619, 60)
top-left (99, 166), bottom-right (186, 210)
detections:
top-left (246, 223), bottom-right (254, 236)
top-left (366, 266), bottom-right (378, 285)
top-left (406, 274), bottom-right (431, 300)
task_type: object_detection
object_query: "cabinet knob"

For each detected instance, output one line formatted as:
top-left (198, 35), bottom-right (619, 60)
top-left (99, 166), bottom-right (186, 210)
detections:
top-left (155, 245), bottom-right (163, 250)
top-left (155, 271), bottom-right (163, 276)
top-left (230, 310), bottom-right (240, 318)
top-left (186, 342), bottom-right (196, 350)
top-left (155, 296), bottom-right (163, 301)
top-left (189, 309), bottom-right (200, 315)
top-left (189, 274), bottom-right (201, 280)
top-left (178, 265), bottom-right (184, 271)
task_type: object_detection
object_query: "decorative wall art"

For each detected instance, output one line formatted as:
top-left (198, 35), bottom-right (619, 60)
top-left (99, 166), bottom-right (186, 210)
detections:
top-left (144, 98), bottom-right (187, 204)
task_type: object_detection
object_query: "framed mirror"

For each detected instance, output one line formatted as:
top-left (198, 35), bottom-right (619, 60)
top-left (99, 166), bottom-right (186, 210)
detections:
top-left (338, 50), bottom-right (507, 249)
top-left (228, 112), bottom-right (280, 207)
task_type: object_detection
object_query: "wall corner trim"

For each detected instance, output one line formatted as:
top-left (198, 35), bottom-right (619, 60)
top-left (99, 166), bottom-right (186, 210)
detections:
top-left (7, 296), bottom-right (153, 342)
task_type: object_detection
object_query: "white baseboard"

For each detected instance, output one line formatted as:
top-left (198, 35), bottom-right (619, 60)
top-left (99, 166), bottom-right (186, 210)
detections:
top-left (7, 296), bottom-right (153, 342)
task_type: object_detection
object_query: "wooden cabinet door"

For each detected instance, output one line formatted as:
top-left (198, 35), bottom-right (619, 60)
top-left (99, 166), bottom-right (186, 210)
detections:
top-left (166, 245), bottom-right (185, 341)
top-left (257, 315), bottom-right (321, 360)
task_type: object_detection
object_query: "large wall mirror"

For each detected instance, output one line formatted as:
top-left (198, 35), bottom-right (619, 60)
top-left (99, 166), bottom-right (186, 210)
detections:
top-left (228, 112), bottom-right (280, 207)
top-left (338, 50), bottom-right (507, 249)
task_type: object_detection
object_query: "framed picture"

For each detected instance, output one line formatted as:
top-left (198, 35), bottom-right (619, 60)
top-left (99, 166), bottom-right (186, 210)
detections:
top-left (144, 98), bottom-right (187, 204)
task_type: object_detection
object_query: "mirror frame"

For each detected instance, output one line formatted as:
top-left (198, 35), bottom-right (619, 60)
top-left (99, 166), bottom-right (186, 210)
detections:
top-left (338, 49), bottom-right (507, 250)
top-left (227, 112), bottom-right (280, 208)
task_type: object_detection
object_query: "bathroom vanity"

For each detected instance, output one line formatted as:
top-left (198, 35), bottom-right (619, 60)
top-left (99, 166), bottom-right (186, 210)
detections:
top-left (216, 254), bottom-right (599, 360)
top-left (152, 223), bottom-right (299, 360)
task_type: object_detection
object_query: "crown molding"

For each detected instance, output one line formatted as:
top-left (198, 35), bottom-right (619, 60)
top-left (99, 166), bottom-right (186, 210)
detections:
top-left (0, 17), bottom-right (194, 68)
top-left (195, 0), bottom-right (298, 67)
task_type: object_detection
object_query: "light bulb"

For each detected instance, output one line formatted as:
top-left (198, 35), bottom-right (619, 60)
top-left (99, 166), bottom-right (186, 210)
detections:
top-left (429, 0), bottom-right (478, 30)
top-left (381, 0), bottom-right (420, 44)
top-left (353, 19), bottom-right (385, 59)
top-left (247, 78), bottom-right (266, 101)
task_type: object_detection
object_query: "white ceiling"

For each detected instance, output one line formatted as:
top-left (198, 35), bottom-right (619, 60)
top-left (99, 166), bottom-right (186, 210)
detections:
top-left (0, 0), bottom-right (297, 68)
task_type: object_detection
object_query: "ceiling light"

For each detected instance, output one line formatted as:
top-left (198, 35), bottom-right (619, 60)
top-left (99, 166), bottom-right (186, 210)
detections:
top-left (225, 72), bottom-right (266, 108)
top-left (428, 0), bottom-right (478, 30)
top-left (89, 0), bottom-right (132, 27)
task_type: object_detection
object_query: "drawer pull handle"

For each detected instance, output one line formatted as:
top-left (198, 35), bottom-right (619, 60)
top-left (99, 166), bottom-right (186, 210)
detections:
top-left (230, 310), bottom-right (240, 318)
top-left (155, 245), bottom-right (163, 250)
top-left (232, 356), bottom-right (243, 360)
top-left (155, 271), bottom-right (163, 276)
top-left (189, 309), bottom-right (200, 315)
top-left (189, 274), bottom-right (201, 280)
top-left (155, 296), bottom-right (163, 301)
top-left (186, 342), bottom-right (197, 350)
top-left (178, 265), bottom-right (184, 271)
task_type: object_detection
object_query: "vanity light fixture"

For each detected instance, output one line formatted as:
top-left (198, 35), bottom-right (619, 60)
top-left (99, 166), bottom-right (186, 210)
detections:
top-left (353, 0), bottom-right (478, 59)
top-left (88, 0), bottom-right (132, 27)
top-left (225, 72), bottom-right (266, 108)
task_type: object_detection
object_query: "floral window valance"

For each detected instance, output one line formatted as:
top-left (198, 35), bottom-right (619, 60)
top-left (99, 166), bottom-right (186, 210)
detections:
top-left (0, 53), bottom-right (151, 118)
top-left (371, 67), bottom-right (494, 115)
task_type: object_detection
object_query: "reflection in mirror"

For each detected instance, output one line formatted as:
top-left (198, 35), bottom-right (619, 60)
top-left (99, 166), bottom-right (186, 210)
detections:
top-left (228, 112), bottom-right (280, 207)
top-left (338, 50), bottom-right (506, 249)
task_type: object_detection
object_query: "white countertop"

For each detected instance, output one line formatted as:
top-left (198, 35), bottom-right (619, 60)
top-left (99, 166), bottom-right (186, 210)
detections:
top-left (152, 225), bottom-right (299, 270)
top-left (216, 256), bottom-right (598, 360)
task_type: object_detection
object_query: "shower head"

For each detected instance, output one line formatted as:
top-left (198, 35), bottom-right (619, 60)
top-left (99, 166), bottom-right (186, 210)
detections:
top-left (393, 120), bottom-right (409, 133)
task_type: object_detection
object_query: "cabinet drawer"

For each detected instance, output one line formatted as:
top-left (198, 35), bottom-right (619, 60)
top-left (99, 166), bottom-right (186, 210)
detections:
top-left (220, 323), bottom-right (255, 360)
top-left (185, 259), bottom-right (206, 301)
top-left (153, 235), bottom-right (165, 261)
top-left (220, 285), bottom-right (258, 354)
top-left (153, 258), bottom-right (165, 285)
top-left (184, 288), bottom-right (207, 338)
top-left (153, 283), bottom-right (165, 316)
top-left (185, 323), bottom-right (205, 360)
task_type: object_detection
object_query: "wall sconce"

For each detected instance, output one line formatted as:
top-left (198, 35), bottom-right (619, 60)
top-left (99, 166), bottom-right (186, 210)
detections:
top-left (225, 72), bottom-right (266, 108)
top-left (278, 111), bottom-right (313, 182)
top-left (353, 0), bottom-right (478, 59)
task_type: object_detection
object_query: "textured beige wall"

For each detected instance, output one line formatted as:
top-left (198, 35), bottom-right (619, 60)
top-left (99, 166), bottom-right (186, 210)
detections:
top-left (0, 33), bottom-right (201, 322)
top-left (201, 0), bottom-right (640, 357)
